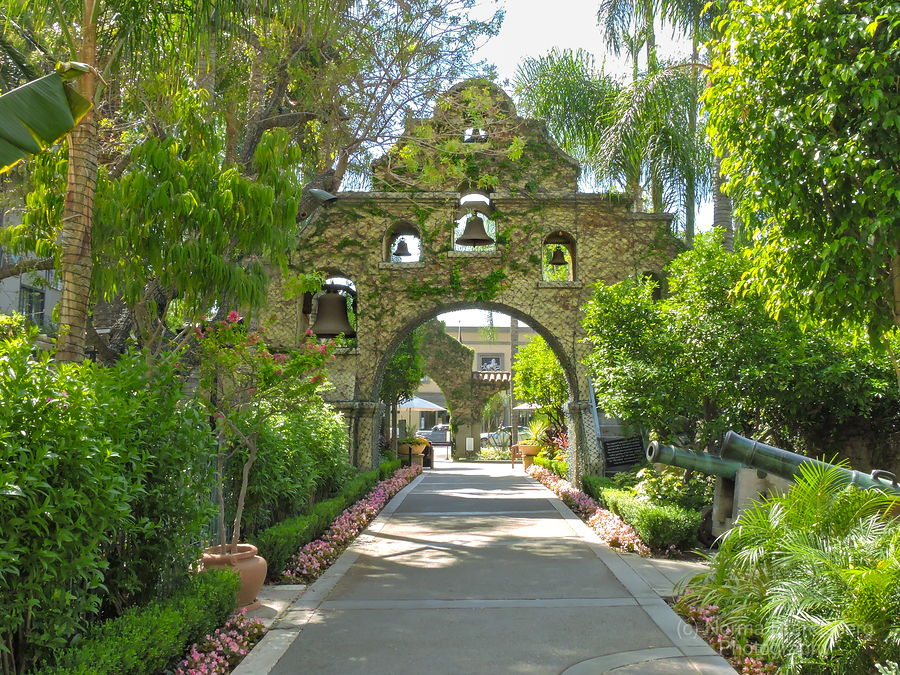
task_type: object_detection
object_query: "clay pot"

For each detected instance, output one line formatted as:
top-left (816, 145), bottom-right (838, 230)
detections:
top-left (399, 441), bottom-right (427, 455)
top-left (201, 543), bottom-right (267, 610)
top-left (518, 444), bottom-right (541, 456)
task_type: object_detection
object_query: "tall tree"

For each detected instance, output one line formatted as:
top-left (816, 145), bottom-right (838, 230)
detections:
top-left (11, 0), bottom-right (232, 361)
top-left (704, 0), bottom-right (900, 386)
top-left (512, 335), bottom-right (567, 430)
top-left (514, 48), bottom-right (713, 238)
top-left (8, 0), bottom-right (501, 358)
top-left (380, 329), bottom-right (426, 446)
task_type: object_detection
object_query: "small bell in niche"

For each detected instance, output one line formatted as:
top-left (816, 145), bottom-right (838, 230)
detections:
top-left (548, 246), bottom-right (567, 266)
top-left (393, 238), bottom-right (411, 257)
top-left (455, 214), bottom-right (494, 247)
top-left (310, 288), bottom-right (356, 339)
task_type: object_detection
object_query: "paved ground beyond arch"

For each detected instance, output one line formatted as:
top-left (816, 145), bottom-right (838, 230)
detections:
top-left (236, 460), bottom-right (737, 675)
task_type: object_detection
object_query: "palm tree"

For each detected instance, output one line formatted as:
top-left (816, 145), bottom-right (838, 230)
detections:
top-left (513, 49), bottom-right (636, 197)
top-left (663, 0), bottom-right (732, 248)
top-left (7, 0), bottom-right (234, 361)
top-left (514, 49), bottom-right (713, 237)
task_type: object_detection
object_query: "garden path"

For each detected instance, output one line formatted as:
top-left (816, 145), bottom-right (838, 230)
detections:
top-left (235, 460), bottom-right (736, 675)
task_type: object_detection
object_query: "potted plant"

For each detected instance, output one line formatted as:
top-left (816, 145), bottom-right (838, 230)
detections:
top-left (398, 435), bottom-right (428, 454)
top-left (197, 314), bottom-right (333, 607)
top-left (518, 418), bottom-right (549, 469)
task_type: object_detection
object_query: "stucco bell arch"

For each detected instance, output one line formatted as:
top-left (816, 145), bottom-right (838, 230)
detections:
top-left (260, 79), bottom-right (679, 486)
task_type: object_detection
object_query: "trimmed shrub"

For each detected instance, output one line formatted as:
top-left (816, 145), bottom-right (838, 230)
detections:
top-left (633, 467), bottom-right (714, 511)
top-left (224, 404), bottom-right (350, 537)
top-left (252, 463), bottom-right (391, 580)
top-left (33, 569), bottom-right (240, 675)
top-left (534, 456), bottom-right (567, 479)
top-left (582, 474), bottom-right (615, 503)
top-left (601, 489), bottom-right (701, 550)
top-left (0, 333), bottom-right (214, 672)
top-left (379, 459), bottom-right (401, 480)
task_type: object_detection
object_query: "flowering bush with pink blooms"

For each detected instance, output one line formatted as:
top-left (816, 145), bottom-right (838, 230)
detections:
top-left (526, 465), bottom-right (649, 555)
top-left (679, 598), bottom-right (777, 675)
top-left (283, 465), bottom-right (422, 583)
top-left (174, 610), bottom-right (267, 675)
top-left (198, 311), bottom-right (336, 552)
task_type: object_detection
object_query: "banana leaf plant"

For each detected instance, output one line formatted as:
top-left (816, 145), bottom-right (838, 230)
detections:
top-left (0, 62), bottom-right (92, 173)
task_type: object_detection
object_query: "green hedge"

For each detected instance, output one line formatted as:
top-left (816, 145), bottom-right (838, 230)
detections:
top-left (251, 463), bottom-right (395, 580)
top-left (379, 459), bottom-right (401, 480)
top-left (33, 569), bottom-right (239, 675)
top-left (533, 456), bottom-right (568, 479)
top-left (582, 474), bottom-right (615, 503)
top-left (601, 488), bottom-right (701, 550)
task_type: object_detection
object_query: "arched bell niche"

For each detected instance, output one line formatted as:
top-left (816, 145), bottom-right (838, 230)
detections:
top-left (542, 231), bottom-right (576, 281)
top-left (382, 221), bottom-right (421, 262)
top-left (453, 184), bottom-right (496, 251)
top-left (642, 270), bottom-right (664, 302)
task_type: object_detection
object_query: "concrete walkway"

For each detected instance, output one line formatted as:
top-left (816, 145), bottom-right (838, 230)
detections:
top-left (235, 460), bottom-right (736, 675)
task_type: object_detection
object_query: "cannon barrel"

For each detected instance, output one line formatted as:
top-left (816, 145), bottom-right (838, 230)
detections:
top-left (721, 431), bottom-right (900, 496)
top-left (646, 441), bottom-right (744, 479)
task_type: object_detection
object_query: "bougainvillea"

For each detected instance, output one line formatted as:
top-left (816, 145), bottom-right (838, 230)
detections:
top-left (283, 465), bottom-right (422, 583)
top-left (526, 464), bottom-right (648, 555)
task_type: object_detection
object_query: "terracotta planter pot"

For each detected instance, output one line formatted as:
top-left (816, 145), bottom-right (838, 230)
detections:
top-left (201, 543), bottom-right (267, 610)
top-left (399, 441), bottom-right (427, 455)
top-left (523, 455), bottom-right (535, 469)
top-left (518, 444), bottom-right (541, 456)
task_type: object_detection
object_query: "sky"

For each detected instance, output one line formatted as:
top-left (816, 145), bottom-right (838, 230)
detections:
top-left (440, 0), bottom-right (706, 328)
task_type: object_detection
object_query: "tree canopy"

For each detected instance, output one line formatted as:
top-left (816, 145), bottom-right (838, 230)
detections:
top-left (512, 335), bottom-right (567, 429)
top-left (705, 0), bottom-right (900, 360)
top-left (583, 231), bottom-right (899, 451)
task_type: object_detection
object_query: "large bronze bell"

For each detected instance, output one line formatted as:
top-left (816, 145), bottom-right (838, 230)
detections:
top-left (455, 214), bottom-right (495, 247)
top-left (311, 289), bottom-right (356, 339)
top-left (393, 238), bottom-right (411, 257)
top-left (548, 246), bottom-right (567, 266)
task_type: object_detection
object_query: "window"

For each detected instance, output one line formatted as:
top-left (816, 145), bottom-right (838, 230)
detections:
top-left (479, 354), bottom-right (503, 371)
top-left (19, 286), bottom-right (45, 327)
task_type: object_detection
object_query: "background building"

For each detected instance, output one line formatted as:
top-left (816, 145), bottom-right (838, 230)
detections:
top-left (414, 322), bottom-right (538, 432)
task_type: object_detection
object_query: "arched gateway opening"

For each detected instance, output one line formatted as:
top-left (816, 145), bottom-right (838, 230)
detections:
top-left (260, 79), bottom-right (678, 487)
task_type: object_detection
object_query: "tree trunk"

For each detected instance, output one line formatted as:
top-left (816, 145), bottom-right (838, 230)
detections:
top-left (56, 0), bottom-right (98, 362)
top-left (713, 152), bottom-right (733, 252)
top-left (510, 319), bottom-right (519, 447)
top-left (391, 400), bottom-right (398, 456)
top-left (685, 33), bottom-right (699, 248)
top-left (230, 439), bottom-right (258, 549)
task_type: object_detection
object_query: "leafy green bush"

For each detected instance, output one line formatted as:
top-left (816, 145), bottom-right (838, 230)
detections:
top-left (634, 467), bottom-right (714, 511)
top-left (93, 352), bottom-right (216, 613)
top-left (32, 569), bottom-right (239, 675)
top-left (683, 465), bottom-right (900, 674)
top-left (601, 489), bottom-right (700, 550)
top-left (534, 455), bottom-right (568, 479)
top-left (379, 459), bottom-right (401, 480)
top-left (582, 474), bottom-right (615, 503)
top-left (582, 232), bottom-right (900, 454)
top-left (0, 333), bottom-right (215, 672)
top-left (225, 404), bottom-right (350, 536)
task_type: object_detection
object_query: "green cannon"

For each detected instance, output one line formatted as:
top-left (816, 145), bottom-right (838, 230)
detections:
top-left (646, 441), bottom-right (744, 479)
top-left (721, 431), bottom-right (900, 496)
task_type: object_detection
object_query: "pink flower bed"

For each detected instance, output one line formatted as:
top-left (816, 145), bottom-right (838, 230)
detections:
top-left (680, 599), bottom-right (777, 675)
top-left (283, 465), bottom-right (422, 583)
top-left (174, 610), bottom-right (266, 675)
top-left (526, 464), bottom-right (649, 555)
